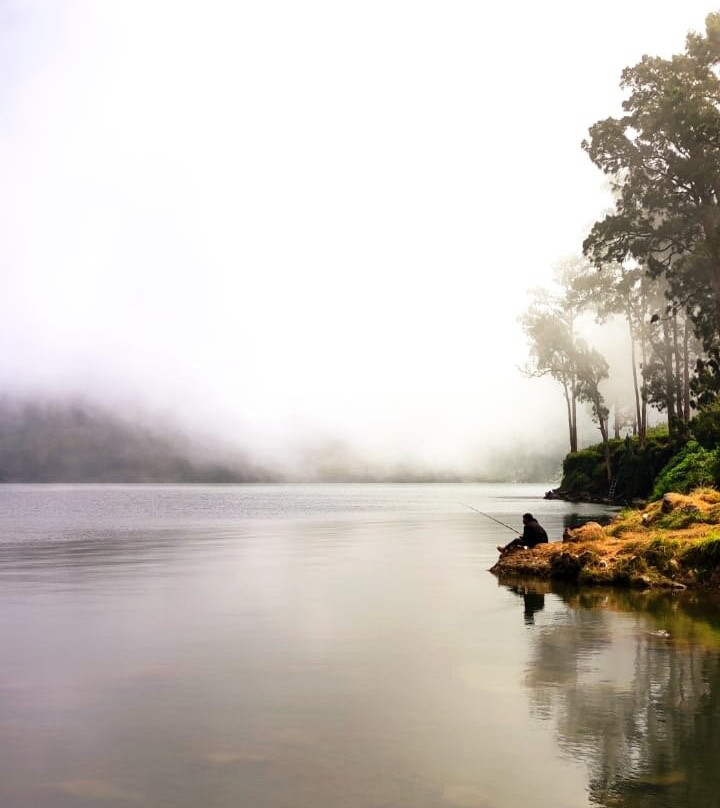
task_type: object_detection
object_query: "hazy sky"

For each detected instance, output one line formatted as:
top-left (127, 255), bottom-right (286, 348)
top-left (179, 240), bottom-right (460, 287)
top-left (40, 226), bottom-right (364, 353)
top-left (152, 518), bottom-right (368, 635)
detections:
top-left (0, 1), bottom-right (715, 470)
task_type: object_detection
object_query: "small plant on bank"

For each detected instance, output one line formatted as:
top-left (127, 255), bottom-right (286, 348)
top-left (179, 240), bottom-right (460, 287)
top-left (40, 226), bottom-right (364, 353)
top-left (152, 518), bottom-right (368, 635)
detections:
top-left (606, 509), bottom-right (643, 537)
top-left (655, 506), bottom-right (714, 530)
top-left (682, 534), bottom-right (720, 568)
top-left (643, 537), bottom-right (683, 574)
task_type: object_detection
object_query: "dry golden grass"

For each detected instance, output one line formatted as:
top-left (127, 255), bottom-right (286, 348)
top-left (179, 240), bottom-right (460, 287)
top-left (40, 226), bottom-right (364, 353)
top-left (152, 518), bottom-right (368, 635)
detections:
top-left (492, 488), bottom-right (720, 589)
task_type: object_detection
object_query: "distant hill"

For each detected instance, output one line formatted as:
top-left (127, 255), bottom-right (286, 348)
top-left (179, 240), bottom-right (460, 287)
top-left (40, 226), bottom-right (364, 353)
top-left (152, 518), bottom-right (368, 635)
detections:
top-left (0, 396), bottom-right (564, 484)
top-left (0, 398), bottom-right (272, 483)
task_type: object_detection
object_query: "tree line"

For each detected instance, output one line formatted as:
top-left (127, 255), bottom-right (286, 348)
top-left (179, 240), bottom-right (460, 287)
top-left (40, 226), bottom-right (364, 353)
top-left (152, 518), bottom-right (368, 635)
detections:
top-left (523, 13), bottom-right (720, 486)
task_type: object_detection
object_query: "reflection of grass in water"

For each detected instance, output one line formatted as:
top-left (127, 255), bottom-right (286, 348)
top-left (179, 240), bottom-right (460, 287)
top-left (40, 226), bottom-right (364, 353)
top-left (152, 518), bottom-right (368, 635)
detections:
top-left (599, 771), bottom-right (687, 808)
top-left (634, 770), bottom-right (686, 787)
top-left (602, 770), bottom-right (687, 805)
top-left (494, 573), bottom-right (553, 596)
top-left (504, 568), bottom-right (720, 808)
top-left (508, 578), bottom-right (720, 650)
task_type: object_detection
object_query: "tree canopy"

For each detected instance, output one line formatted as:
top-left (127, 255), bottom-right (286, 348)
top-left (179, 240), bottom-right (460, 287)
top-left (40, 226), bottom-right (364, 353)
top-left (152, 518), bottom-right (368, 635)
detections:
top-left (583, 13), bottom-right (720, 344)
top-left (521, 13), bottom-right (720, 501)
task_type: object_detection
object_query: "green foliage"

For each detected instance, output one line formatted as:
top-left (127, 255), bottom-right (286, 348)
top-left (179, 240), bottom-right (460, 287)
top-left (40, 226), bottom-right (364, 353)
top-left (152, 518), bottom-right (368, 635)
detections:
top-left (643, 537), bottom-right (683, 574)
top-left (521, 262), bottom-right (614, 458)
top-left (655, 506), bottom-right (713, 530)
top-left (574, 344), bottom-right (610, 431)
top-left (682, 535), bottom-right (720, 568)
top-left (651, 442), bottom-right (720, 499)
top-left (616, 433), bottom-right (675, 500)
top-left (583, 14), bottom-right (720, 354)
top-left (559, 432), bottom-right (675, 500)
top-left (606, 508), bottom-right (642, 537)
top-left (692, 402), bottom-right (720, 450)
top-left (521, 300), bottom-right (576, 381)
top-left (561, 447), bottom-right (608, 496)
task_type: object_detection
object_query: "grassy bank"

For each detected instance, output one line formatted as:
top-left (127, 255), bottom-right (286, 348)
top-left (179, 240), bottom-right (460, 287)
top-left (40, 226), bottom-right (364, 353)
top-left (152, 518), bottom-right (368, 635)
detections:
top-left (491, 489), bottom-right (720, 590)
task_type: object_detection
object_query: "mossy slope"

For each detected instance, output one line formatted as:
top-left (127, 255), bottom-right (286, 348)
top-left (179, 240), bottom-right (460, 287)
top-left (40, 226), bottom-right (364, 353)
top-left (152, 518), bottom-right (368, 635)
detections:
top-left (491, 489), bottom-right (720, 590)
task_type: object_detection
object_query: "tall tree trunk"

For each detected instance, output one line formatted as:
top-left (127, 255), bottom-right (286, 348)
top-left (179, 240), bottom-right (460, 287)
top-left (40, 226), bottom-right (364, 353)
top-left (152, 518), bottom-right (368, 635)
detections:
top-left (571, 384), bottom-right (577, 452)
top-left (704, 239), bottom-right (720, 343)
top-left (563, 383), bottom-right (575, 454)
top-left (683, 318), bottom-right (691, 423)
top-left (639, 333), bottom-right (648, 447)
top-left (567, 315), bottom-right (578, 453)
top-left (672, 313), bottom-right (683, 423)
top-left (613, 400), bottom-right (621, 439)
top-left (598, 414), bottom-right (612, 486)
top-left (662, 318), bottom-right (676, 437)
top-left (639, 283), bottom-right (648, 447)
top-left (628, 316), bottom-right (642, 440)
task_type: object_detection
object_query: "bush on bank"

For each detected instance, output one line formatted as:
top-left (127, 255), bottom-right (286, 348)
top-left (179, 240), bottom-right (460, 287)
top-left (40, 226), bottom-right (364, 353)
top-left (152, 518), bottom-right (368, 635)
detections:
top-left (558, 427), bottom-right (676, 502)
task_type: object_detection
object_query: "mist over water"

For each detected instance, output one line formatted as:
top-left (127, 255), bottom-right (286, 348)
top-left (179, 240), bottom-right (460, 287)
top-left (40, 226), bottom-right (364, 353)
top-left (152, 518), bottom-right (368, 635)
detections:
top-left (0, 395), bottom-right (567, 482)
top-left (1, 0), bottom-right (713, 474)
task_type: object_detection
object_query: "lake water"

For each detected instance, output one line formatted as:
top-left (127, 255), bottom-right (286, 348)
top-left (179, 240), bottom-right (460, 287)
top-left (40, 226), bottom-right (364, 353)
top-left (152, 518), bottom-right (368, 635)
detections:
top-left (1, 483), bottom-right (720, 808)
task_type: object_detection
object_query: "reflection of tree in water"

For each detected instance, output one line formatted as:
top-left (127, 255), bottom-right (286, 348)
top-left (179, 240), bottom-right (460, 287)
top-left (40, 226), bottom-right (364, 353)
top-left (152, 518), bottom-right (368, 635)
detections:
top-left (500, 577), bottom-right (720, 808)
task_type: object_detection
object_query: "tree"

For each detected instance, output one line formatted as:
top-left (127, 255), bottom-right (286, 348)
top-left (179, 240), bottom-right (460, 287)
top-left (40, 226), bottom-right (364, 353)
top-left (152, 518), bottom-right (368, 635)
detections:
top-left (521, 263), bottom-right (613, 477)
top-left (521, 286), bottom-right (580, 453)
top-left (582, 13), bottom-right (720, 345)
top-left (574, 342), bottom-right (612, 484)
top-left (569, 258), bottom-right (652, 445)
top-left (644, 290), bottom-right (701, 436)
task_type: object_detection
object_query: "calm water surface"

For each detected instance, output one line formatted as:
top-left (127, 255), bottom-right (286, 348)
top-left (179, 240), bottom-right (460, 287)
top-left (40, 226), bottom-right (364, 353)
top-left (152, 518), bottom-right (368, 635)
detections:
top-left (1, 483), bottom-right (720, 808)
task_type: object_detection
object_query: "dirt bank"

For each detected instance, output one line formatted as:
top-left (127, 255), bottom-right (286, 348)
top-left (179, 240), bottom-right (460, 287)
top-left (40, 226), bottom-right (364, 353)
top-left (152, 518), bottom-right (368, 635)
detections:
top-left (490, 489), bottom-right (720, 590)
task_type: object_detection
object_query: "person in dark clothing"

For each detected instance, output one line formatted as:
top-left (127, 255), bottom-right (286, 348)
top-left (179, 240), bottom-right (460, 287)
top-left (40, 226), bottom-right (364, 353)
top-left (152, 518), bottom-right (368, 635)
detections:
top-left (497, 513), bottom-right (549, 556)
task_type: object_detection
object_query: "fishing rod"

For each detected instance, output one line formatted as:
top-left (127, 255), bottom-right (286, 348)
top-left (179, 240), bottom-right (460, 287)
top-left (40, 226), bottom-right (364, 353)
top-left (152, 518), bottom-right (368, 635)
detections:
top-left (461, 504), bottom-right (518, 534)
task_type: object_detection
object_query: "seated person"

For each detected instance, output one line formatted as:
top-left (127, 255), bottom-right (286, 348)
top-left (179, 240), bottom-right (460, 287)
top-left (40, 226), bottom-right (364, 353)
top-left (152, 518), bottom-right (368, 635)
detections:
top-left (497, 513), bottom-right (548, 555)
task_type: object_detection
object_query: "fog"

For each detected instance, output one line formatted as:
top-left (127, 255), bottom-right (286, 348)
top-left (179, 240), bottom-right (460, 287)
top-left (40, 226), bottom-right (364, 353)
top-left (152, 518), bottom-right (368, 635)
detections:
top-left (0, 1), bottom-right (711, 479)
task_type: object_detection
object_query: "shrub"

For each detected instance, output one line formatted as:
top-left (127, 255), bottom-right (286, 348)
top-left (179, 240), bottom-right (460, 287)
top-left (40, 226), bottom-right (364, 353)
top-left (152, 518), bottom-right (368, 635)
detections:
top-left (606, 508), bottom-right (645, 537)
top-left (655, 506), bottom-right (712, 530)
top-left (692, 403), bottom-right (720, 450)
top-left (559, 432), bottom-right (675, 501)
top-left (682, 535), bottom-right (720, 568)
top-left (643, 537), bottom-right (683, 573)
top-left (651, 442), bottom-right (720, 499)
top-left (561, 447), bottom-right (607, 495)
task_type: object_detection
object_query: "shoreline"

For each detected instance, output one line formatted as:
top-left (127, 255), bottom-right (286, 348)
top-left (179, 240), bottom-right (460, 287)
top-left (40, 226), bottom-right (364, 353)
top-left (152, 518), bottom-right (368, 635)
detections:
top-left (490, 489), bottom-right (720, 591)
top-left (543, 487), bottom-right (646, 507)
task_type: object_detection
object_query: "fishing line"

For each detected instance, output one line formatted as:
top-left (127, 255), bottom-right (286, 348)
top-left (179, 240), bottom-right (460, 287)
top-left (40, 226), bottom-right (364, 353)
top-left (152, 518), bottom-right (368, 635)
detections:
top-left (461, 503), bottom-right (518, 534)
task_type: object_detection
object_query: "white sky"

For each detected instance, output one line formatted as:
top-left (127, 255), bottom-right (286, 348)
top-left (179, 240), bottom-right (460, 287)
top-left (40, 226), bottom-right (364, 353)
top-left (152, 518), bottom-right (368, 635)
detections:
top-left (0, 1), bottom-right (715, 471)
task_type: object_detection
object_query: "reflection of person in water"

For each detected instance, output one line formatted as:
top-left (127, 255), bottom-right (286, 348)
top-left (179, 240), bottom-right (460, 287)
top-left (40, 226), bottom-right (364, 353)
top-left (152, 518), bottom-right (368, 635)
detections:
top-left (509, 584), bottom-right (545, 625)
top-left (522, 590), bottom-right (545, 625)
